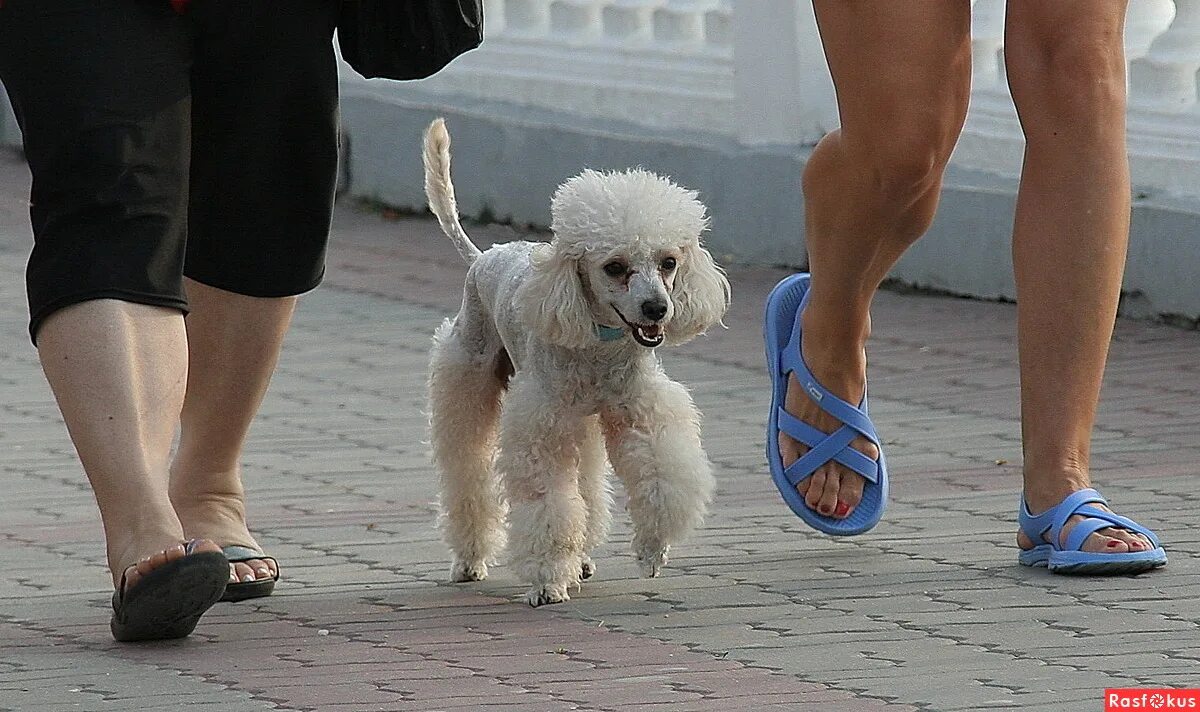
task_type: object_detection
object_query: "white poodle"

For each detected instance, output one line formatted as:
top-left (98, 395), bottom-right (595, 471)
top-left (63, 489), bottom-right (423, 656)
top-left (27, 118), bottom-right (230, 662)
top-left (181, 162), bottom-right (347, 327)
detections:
top-left (421, 119), bottom-right (729, 607)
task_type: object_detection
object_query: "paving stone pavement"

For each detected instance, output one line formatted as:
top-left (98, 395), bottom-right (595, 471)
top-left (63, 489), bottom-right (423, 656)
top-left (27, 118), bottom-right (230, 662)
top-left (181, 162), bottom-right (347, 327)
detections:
top-left (0, 149), bottom-right (1198, 711)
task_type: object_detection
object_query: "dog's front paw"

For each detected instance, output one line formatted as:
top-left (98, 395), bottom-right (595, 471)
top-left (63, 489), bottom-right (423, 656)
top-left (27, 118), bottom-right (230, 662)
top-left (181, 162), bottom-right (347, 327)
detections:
top-left (636, 547), bottom-right (669, 578)
top-left (580, 556), bottom-right (596, 580)
top-left (525, 583), bottom-right (570, 607)
top-left (450, 559), bottom-right (489, 583)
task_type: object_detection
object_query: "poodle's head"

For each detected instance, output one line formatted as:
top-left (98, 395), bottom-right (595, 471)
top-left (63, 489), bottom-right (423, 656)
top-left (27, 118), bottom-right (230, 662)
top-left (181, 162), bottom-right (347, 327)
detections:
top-left (516, 168), bottom-right (730, 350)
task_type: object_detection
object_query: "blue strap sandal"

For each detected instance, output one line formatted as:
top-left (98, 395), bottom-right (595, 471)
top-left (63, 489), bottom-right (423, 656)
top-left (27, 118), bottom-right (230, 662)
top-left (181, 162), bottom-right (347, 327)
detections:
top-left (764, 273), bottom-right (888, 536)
top-left (1018, 488), bottom-right (1167, 575)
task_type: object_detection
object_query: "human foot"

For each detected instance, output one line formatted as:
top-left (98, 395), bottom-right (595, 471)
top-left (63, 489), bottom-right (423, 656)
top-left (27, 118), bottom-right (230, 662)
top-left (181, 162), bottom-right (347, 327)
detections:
top-left (110, 538), bottom-right (227, 642)
top-left (1018, 487), bottom-right (1155, 555)
top-left (170, 481), bottom-right (277, 587)
top-left (765, 273), bottom-right (889, 535)
top-left (777, 300), bottom-right (879, 520)
top-left (1017, 487), bottom-right (1166, 574)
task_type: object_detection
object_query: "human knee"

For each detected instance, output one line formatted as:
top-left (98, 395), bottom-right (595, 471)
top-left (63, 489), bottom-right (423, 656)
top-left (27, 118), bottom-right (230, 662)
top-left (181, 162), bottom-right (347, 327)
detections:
top-left (1006, 33), bottom-right (1126, 133)
top-left (835, 122), bottom-right (959, 200)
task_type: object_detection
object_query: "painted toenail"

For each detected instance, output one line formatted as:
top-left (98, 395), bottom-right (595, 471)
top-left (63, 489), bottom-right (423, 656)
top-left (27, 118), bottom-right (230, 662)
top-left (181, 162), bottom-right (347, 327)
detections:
top-left (835, 502), bottom-right (849, 517)
top-left (1107, 541), bottom-right (1119, 548)
top-left (819, 506), bottom-right (832, 515)
top-left (242, 574), bottom-right (256, 582)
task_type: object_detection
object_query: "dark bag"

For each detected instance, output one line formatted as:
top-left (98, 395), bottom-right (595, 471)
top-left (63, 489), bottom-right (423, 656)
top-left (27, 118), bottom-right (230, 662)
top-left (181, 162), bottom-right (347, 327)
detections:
top-left (338, 0), bottom-right (484, 81)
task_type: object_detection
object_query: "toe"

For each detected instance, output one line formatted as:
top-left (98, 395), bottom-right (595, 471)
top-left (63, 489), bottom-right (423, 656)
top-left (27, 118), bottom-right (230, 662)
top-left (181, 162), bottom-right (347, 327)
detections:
top-left (779, 431), bottom-right (804, 469)
top-left (1105, 527), bottom-right (1151, 552)
top-left (803, 469), bottom-right (827, 510)
top-left (135, 547), bottom-right (176, 579)
top-left (838, 467), bottom-right (867, 518)
top-left (225, 554), bottom-right (272, 583)
top-left (1084, 531), bottom-right (1129, 554)
top-left (1059, 517), bottom-right (1150, 555)
top-left (120, 541), bottom-right (214, 596)
top-left (123, 566), bottom-right (143, 592)
top-left (232, 562), bottom-right (258, 583)
top-left (815, 469), bottom-right (840, 516)
top-left (247, 558), bottom-right (276, 580)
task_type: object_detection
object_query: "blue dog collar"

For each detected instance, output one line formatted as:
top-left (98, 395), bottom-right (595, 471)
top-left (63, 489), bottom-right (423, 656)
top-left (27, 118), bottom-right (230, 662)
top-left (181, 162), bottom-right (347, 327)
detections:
top-left (595, 324), bottom-right (625, 342)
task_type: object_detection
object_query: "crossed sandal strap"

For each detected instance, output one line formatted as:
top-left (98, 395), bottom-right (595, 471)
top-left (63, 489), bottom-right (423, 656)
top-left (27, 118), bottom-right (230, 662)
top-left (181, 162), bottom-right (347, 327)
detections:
top-left (775, 306), bottom-right (882, 487)
top-left (1066, 506), bottom-right (1162, 550)
top-left (1019, 488), bottom-right (1104, 547)
top-left (1018, 488), bottom-right (1160, 552)
top-left (777, 409), bottom-right (880, 485)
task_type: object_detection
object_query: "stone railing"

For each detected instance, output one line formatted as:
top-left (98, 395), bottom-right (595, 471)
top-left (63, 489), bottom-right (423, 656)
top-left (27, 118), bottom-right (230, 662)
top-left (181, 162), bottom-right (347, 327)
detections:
top-left (390, 0), bottom-right (737, 134)
top-left (341, 0), bottom-right (1200, 199)
top-left (339, 0), bottom-right (835, 146)
top-left (956, 0), bottom-right (1200, 200)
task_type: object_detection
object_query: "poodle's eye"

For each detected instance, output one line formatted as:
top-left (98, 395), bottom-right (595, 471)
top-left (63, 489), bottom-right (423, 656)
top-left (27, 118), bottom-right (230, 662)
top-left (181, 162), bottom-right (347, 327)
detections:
top-left (660, 257), bottom-right (678, 272)
top-left (603, 261), bottom-right (627, 277)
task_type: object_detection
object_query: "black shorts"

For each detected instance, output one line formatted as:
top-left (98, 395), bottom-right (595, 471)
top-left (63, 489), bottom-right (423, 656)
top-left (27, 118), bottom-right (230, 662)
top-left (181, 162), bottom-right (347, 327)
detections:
top-left (0, 0), bottom-right (340, 341)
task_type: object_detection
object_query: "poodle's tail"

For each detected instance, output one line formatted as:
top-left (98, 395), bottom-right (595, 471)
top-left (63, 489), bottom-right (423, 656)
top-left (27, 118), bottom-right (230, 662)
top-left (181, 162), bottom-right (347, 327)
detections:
top-left (422, 118), bottom-right (482, 265)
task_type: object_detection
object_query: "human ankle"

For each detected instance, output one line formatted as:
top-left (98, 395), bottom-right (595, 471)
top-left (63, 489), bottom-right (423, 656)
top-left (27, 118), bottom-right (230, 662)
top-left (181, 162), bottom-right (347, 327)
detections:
top-left (169, 462), bottom-right (245, 506)
top-left (800, 297), bottom-right (870, 349)
top-left (797, 307), bottom-right (868, 389)
top-left (1021, 466), bottom-right (1091, 513)
top-left (169, 476), bottom-right (253, 542)
top-left (170, 483), bottom-right (247, 523)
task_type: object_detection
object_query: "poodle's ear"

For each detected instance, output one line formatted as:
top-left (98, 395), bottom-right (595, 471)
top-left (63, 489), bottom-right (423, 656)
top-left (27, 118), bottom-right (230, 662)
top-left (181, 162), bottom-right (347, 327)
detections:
top-left (516, 242), bottom-right (595, 350)
top-left (668, 242), bottom-right (731, 344)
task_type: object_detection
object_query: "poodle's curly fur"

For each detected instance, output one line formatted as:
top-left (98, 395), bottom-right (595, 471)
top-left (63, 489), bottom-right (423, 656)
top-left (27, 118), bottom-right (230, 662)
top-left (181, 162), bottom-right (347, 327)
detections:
top-left (422, 119), bottom-right (729, 606)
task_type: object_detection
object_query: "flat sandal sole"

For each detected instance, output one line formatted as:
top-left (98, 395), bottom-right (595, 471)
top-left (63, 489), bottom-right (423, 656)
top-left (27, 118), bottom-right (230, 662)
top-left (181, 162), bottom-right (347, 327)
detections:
top-left (110, 551), bottom-right (228, 642)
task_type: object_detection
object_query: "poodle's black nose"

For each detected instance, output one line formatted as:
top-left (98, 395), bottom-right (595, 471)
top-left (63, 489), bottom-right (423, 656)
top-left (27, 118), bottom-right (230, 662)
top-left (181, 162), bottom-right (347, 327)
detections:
top-left (641, 299), bottom-right (668, 322)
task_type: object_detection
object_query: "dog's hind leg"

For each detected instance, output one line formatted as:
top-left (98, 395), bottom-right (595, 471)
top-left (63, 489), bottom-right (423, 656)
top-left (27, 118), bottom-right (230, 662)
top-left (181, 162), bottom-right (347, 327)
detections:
top-left (602, 376), bottom-right (716, 577)
top-left (429, 316), bottom-right (506, 583)
top-left (578, 416), bottom-right (612, 581)
top-left (498, 378), bottom-right (588, 607)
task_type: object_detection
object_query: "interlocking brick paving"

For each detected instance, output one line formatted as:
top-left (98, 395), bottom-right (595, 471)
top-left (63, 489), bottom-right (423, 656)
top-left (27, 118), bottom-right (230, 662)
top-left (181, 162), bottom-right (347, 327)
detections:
top-left (1, 151), bottom-right (1196, 711)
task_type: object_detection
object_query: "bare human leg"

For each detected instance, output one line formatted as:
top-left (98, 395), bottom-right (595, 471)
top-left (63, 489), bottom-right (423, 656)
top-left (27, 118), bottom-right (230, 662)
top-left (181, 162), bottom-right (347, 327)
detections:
top-left (781, 0), bottom-right (971, 519)
top-left (168, 279), bottom-right (296, 584)
top-left (1005, 0), bottom-right (1152, 555)
top-left (36, 300), bottom-right (222, 592)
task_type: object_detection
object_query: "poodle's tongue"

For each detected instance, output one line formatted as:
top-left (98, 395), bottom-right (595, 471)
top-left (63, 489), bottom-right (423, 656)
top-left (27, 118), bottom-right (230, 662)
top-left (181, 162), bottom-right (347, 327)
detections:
top-left (633, 325), bottom-right (664, 347)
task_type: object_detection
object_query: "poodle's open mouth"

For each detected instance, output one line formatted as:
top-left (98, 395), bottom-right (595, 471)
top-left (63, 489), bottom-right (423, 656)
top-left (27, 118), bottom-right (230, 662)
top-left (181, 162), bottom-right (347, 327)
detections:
top-left (612, 306), bottom-right (665, 348)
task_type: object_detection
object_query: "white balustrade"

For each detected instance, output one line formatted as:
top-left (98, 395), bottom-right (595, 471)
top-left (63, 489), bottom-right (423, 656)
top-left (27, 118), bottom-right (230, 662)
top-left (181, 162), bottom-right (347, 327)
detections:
top-left (341, 0), bottom-right (1200, 198)
top-left (1131, 0), bottom-right (1200, 110)
top-left (969, 0), bottom-right (1006, 90)
top-left (1126, 0), bottom-right (1176, 60)
top-left (550, 0), bottom-right (601, 40)
top-left (601, 0), bottom-right (653, 43)
top-left (354, 0), bottom-right (738, 135)
top-left (956, 0), bottom-right (1200, 199)
top-left (504, 0), bottom-right (551, 36)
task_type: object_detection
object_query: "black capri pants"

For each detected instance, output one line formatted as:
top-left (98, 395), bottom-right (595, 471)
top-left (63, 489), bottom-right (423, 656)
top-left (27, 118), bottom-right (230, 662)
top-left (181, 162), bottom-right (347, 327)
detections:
top-left (0, 0), bottom-right (340, 341)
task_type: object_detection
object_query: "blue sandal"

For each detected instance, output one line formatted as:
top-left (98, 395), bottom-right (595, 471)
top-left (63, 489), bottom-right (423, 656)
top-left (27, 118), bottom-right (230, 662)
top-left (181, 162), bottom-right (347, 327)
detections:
top-left (764, 273), bottom-right (888, 535)
top-left (1018, 488), bottom-right (1167, 575)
